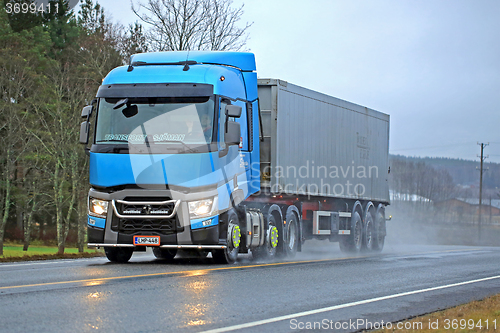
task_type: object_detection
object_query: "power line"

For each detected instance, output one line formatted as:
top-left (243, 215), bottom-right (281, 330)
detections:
top-left (391, 142), bottom-right (500, 153)
top-left (477, 142), bottom-right (489, 244)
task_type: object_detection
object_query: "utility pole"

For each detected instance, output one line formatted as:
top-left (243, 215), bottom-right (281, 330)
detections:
top-left (477, 142), bottom-right (489, 244)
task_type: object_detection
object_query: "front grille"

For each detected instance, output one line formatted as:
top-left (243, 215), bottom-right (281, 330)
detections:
top-left (117, 201), bottom-right (176, 216)
top-left (110, 197), bottom-right (182, 235)
top-left (118, 218), bottom-right (178, 234)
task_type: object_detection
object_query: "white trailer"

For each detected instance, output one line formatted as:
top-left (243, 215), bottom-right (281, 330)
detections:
top-left (245, 79), bottom-right (390, 255)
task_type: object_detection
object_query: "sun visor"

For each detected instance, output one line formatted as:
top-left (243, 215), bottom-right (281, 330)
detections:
top-left (96, 83), bottom-right (214, 98)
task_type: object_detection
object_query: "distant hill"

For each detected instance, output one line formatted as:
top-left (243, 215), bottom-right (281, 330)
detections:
top-left (390, 155), bottom-right (500, 190)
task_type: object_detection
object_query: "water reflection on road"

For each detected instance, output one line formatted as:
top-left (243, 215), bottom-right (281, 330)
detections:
top-left (179, 270), bottom-right (217, 328)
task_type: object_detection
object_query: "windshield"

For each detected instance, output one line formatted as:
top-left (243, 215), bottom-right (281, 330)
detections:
top-left (95, 97), bottom-right (215, 150)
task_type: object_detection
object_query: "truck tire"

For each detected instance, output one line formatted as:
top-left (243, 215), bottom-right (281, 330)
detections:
top-left (284, 211), bottom-right (299, 258)
top-left (153, 248), bottom-right (177, 261)
top-left (339, 211), bottom-right (363, 253)
top-left (212, 210), bottom-right (240, 264)
top-left (252, 214), bottom-right (278, 260)
top-left (105, 247), bottom-right (133, 263)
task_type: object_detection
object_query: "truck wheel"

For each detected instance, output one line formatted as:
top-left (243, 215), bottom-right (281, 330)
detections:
top-left (372, 209), bottom-right (386, 252)
top-left (252, 215), bottom-right (279, 260)
top-left (339, 211), bottom-right (363, 253)
top-left (153, 248), bottom-right (177, 261)
top-left (212, 210), bottom-right (240, 264)
top-left (362, 212), bottom-right (375, 252)
top-left (284, 211), bottom-right (299, 257)
top-left (105, 247), bottom-right (133, 263)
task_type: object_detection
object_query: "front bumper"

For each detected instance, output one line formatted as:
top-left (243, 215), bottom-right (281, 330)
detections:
top-left (87, 243), bottom-right (227, 249)
top-left (87, 187), bottom-right (222, 247)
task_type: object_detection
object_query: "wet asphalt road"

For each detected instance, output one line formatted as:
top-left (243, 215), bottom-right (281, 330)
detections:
top-left (1, 242), bottom-right (500, 333)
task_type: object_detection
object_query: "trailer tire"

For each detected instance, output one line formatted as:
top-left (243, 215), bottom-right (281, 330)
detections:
top-left (212, 210), bottom-right (240, 264)
top-left (372, 208), bottom-right (386, 252)
top-left (153, 248), bottom-right (177, 261)
top-left (362, 211), bottom-right (375, 252)
top-left (105, 247), bottom-right (133, 263)
top-left (339, 210), bottom-right (363, 253)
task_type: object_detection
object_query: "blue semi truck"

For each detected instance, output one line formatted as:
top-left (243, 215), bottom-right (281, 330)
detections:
top-left (80, 51), bottom-right (390, 264)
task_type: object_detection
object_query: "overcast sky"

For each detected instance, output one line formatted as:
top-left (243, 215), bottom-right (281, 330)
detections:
top-left (93, 0), bottom-right (500, 162)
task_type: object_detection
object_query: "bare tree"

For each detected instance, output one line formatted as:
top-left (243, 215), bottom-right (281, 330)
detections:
top-left (132, 0), bottom-right (252, 51)
top-left (116, 22), bottom-right (149, 61)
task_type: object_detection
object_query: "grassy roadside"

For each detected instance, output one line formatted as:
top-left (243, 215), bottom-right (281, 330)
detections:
top-left (0, 243), bottom-right (105, 262)
top-left (372, 293), bottom-right (500, 333)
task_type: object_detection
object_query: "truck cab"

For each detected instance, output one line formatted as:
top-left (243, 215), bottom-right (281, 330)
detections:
top-left (81, 52), bottom-right (261, 263)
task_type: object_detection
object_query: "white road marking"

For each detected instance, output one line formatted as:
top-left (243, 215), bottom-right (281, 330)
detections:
top-left (0, 258), bottom-right (104, 269)
top-left (200, 274), bottom-right (500, 333)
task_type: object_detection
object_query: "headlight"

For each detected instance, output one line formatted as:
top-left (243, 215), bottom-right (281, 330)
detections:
top-left (188, 197), bottom-right (218, 219)
top-left (89, 198), bottom-right (108, 217)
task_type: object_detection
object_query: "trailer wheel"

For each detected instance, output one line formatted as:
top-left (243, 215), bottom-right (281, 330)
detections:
top-left (153, 248), bottom-right (177, 261)
top-left (212, 210), bottom-right (240, 264)
top-left (362, 212), bottom-right (375, 252)
top-left (372, 209), bottom-right (386, 252)
top-left (105, 247), bottom-right (133, 263)
top-left (284, 211), bottom-right (299, 257)
top-left (339, 211), bottom-right (363, 253)
top-left (252, 215), bottom-right (278, 260)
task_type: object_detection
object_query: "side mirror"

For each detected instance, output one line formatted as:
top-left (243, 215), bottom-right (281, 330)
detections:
top-left (80, 121), bottom-right (90, 144)
top-left (225, 121), bottom-right (240, 146)
top-left (81, 105), bottom-right (92, 118)
top-left (225, 105), bottom-right (242, 118)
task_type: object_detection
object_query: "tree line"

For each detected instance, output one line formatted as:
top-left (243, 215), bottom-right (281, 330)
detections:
top-left (389, 156), bottom-right (456, 202)
top-left (0, 0), bottom-right (251, 255)
top-left (392, 154), bottom-right (500, 190)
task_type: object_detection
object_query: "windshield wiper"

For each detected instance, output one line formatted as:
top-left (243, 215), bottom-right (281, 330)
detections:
top-left (127, 60), bottom-right (198, 72)
top-left (168, 140), bottom-right (199, 153)
top-left (96, 139), bottom-right (201, 153)
top-left (96, 139), bottom-right (130, 143)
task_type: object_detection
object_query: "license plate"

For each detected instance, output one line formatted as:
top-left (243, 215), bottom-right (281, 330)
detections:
top-left (133, 235), bottom-right (160, 246)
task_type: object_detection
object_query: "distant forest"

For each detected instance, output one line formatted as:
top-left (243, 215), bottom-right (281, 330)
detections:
top-left (389, 155), bottom-right (500, 200)
top-left (390, 155), bottom-right (500, 188)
